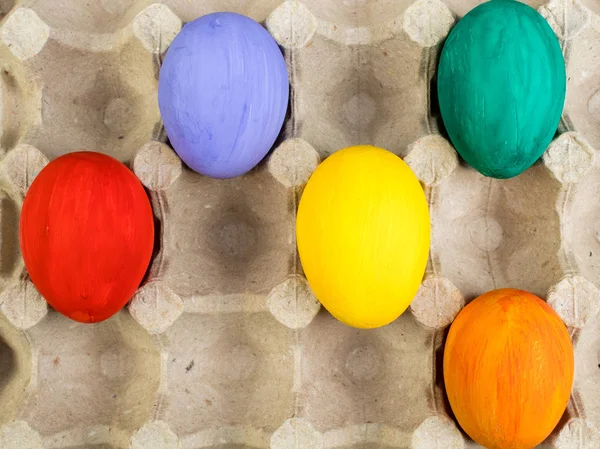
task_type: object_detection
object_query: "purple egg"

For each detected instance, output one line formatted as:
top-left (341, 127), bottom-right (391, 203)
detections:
top-left (158, 12), bottom-right (289, 179)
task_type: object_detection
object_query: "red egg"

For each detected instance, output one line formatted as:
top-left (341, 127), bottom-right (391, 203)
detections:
top-left (19, 151), bottom-right (154, 323)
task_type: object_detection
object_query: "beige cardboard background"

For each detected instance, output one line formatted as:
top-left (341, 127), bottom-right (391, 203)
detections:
top-left (0, 0), bottom-right (597, 448)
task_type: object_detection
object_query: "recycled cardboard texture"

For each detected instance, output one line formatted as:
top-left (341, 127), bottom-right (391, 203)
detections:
top-left (0, 0), bottom-right (597, 448)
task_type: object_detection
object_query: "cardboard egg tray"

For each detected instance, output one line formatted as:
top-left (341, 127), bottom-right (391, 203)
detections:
top-left (0, 0), bottom-right (598, 448)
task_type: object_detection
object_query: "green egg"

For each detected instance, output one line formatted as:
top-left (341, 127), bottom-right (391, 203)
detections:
top-left (437, 0), bottom-right (566, 179)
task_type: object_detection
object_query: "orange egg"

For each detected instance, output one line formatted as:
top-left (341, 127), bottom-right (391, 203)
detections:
top-left (444, 289), bottom-right (574, 449)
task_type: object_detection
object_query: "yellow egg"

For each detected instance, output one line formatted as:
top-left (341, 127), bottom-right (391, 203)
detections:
top-left (296, 145), bottom-right (430, 328)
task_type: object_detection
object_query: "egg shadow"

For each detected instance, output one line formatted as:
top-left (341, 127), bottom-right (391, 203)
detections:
top-left (436, 333), bottom-right (476, 444)
top-left (433, 328), bottom-right (457, 421)
top-left (271, 74), bottom-right (296, 150)
top-left (139, 194), bottom-right (163, 287)
top-left (266, 27), bottom-right (297, 149)
top-left (0, 194), bottom-right (19, 278)
top-left (424, 39), bottom-right (450, 141)
top-left (0, 336), bottom-right (16, 395)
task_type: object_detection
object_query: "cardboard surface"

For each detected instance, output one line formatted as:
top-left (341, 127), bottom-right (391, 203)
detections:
top-left (0, 0), bottom-right (598, 448)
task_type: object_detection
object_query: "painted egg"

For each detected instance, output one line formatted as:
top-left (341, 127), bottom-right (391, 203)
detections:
top-left (296, 145), bottom-right (430, 329)
top-left (444, 289), bottom-right (574, 449)
top-left (158, 12), bottom-right (289, 179)
top-left (19, 152), bottom-right (154, 323)
top-left (437, 0), bottom-right (566, 179)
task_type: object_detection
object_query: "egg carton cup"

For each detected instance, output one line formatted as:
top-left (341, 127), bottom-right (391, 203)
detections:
top-left (0, 0), bottom-right (598, 448)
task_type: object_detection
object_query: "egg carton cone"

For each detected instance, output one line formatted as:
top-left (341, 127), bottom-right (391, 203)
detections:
top-left (0, 0), bottom-right (597, 448)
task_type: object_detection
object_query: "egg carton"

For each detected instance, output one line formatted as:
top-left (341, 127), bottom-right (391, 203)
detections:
top-left (0, 0), bottom-right (597, 448)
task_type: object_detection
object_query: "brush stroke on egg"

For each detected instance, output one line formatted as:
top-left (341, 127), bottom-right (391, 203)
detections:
top-left (19, 152), bottom-right (154, 323)
top-left (296, 146), bottom-right (430, 329)
top-left (437, 0), bottom-right (566, 179)
top-left (158, 12), bottom-right (289, 179)
top-left (444, 288), bottom-right (574, 449)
